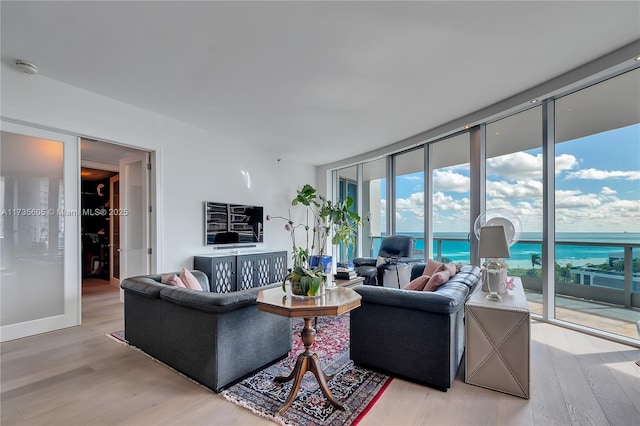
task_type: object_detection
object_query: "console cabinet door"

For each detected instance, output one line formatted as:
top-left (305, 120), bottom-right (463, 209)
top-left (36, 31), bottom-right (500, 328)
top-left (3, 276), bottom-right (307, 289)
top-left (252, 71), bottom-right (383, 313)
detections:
top-left (194, 256), bottom-right (237, 293)
top-left (270, 251), bottom-right (288, 283)
top-left (239, 254), bottom-right (271, 288)
top-left (237, 256), bottom-right (257, 291)
top-left (254, 255), bottom-right (272, 287)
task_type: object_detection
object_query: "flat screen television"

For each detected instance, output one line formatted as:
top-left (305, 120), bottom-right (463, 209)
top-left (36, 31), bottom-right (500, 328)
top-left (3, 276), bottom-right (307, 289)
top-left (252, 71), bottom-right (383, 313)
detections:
top-left (204, 201), bottom-right (264, 245)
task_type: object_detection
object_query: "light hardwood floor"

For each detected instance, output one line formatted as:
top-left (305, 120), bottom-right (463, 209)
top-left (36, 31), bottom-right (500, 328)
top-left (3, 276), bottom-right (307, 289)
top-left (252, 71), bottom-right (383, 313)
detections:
top-left (2, 281), bottom-right (639, 426)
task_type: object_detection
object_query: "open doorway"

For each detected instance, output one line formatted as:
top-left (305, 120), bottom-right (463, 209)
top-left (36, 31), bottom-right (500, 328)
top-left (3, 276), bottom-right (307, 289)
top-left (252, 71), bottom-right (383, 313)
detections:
top-left (80, 138), bottom-right (153, 296)
top-left (81, 167), bottom-right (117, 291)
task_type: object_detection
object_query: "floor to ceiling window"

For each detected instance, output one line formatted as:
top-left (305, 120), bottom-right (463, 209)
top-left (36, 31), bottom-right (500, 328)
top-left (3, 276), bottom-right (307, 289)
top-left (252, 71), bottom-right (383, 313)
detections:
top-left (486, 106), bottom-right (543, 312)
top-left (394, 147), bottom-right (424, 259)
top-left (361, 158), bottom-right (387, 258)
top-left (553, 69), bottom-right (640, 339)
top-left (329, 61), bottom-right (639, 343)
top-left (431, 133), bottom-right (471, 264)
top-left (335, 165), bottom-right (358, 263)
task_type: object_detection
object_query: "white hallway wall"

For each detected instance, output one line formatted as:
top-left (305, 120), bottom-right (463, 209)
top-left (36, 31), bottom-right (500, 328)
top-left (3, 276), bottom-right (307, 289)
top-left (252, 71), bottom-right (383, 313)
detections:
top-left (1, 62), bottom-right (315, 272)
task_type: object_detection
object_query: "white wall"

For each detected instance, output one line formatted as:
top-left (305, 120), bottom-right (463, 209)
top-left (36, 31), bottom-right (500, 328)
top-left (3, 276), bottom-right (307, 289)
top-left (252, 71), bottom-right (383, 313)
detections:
top-left (1, 62), bottom-right (316, 272)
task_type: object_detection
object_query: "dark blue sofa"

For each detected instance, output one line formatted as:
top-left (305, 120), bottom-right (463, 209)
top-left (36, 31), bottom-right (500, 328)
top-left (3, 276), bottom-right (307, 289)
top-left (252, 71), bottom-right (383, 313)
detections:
top-left (121, 270), bottom-right (292, 392)
top-left (350, 264), bottom-right (481, 391)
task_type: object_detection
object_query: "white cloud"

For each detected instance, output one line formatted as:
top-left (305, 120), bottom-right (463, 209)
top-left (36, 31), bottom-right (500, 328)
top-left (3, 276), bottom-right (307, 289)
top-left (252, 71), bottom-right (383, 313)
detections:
top-left (433, 169), bottom-right (469, 192)
top-left (487, 179), bottom-right (542, 199)
top-left (555, 189), bottom-right (582, 197)
top-left (433, 192), bottom-right (469, 212)
top-left (487, 152), bottom-right (578, 180)
top-left (600, 186), bottom-right (617, 195)
top-left (565, 168), bottom-right (640, 181)
top-left (396, 191), bottom-right (424, 219)
top-left (555, 190), bottom-right (602, 208)
top-left (555, 198), bottom-right (640, 232)
top-left (555, 154), bottom-right (579, 175)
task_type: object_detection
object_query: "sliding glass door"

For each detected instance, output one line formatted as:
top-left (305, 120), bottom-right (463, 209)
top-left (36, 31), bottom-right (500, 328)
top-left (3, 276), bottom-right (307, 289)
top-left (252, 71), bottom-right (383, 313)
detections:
top-left (361, 158), bottom-right (387, 258)
top-left (486, 106), bottom-right (543, 313)
top-left (1, 121), bottom-right (80, 341)
top-left (553, 69), bottom-right (640, 338)
top-left (394, 147), bottom-right (424, 259)
top-left (431, 133), bottom-right (471, 264)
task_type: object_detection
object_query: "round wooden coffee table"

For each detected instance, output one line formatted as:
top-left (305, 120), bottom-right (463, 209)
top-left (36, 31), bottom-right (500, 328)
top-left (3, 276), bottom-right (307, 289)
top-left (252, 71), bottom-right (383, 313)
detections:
top-left (256, 285), bottom-right (361, 415)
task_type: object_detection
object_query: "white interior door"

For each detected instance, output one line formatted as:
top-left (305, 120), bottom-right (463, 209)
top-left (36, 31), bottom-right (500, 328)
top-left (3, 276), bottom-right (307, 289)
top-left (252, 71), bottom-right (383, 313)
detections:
top-left (0, 121), bottom-right (80, 342)
top-left (119, 153), bottom-right (150, 293)
top-left (109, 174), bottom-right (120, 287)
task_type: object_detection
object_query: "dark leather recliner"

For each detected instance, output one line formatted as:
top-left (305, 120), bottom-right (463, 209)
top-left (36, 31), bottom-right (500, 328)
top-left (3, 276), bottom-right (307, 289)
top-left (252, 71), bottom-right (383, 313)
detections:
top-left (353, 235), bottom-right (420, 286)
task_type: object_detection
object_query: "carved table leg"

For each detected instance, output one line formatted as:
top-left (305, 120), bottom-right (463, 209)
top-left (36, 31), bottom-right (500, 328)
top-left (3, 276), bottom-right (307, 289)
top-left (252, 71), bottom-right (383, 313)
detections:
top-left (274, 317), bottom-right (345, 415)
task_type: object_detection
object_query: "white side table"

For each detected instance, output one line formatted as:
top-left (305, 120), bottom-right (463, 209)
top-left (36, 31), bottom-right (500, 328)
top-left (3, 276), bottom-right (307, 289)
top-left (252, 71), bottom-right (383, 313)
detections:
top-left (465, 276), bottom-right (530, 398)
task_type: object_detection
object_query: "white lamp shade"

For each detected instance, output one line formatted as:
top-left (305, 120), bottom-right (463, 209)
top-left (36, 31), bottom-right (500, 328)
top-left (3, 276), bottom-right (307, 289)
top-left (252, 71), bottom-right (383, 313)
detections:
top-left (479, 225), bottom-right (511, 258)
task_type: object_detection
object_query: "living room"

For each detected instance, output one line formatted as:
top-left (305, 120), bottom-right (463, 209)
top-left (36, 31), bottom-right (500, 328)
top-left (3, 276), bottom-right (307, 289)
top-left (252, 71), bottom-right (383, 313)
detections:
top-left (2, 1), bottom-right (640, 425)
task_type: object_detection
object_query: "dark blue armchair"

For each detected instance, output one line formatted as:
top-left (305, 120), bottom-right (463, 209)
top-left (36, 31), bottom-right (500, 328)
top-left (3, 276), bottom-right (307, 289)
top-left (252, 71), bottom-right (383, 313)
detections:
top-left (352, 235), bottom-right (420, 286)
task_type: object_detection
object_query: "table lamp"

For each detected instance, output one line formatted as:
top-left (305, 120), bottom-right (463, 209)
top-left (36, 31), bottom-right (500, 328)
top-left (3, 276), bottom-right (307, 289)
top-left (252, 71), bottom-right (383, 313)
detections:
top-left (479, 225), bottom-right (511, 301)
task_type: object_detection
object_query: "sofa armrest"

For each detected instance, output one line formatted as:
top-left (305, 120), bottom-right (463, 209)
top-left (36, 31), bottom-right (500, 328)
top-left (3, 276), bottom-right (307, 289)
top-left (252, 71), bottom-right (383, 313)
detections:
top-left (121, 276), bottom-right (167, 299)
top-left (353, 257), bottom-right (376, 267)
top-left (159, 282), bottom-right (281, 314)
top-left (353, 285), bottom-right (468, 315)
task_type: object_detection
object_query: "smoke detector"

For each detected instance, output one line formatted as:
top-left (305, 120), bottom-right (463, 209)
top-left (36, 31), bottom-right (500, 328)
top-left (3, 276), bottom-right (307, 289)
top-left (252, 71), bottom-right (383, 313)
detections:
top-left (15, 60), bottom-right (39, 74)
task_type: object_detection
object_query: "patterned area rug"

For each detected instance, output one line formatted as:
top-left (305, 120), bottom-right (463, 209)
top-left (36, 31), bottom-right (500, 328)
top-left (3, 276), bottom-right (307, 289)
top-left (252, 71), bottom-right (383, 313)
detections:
top-left (220, 313), bottom-right (392, 426)
top-left (108, 313), bottom-right (392, 426)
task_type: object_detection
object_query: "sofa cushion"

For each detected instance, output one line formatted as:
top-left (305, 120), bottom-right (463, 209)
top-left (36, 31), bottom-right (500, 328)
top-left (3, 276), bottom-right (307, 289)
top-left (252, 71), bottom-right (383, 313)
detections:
top-left (404, 274), bottom-right (430, 291)
top-left (424, 270), bottom-right (451, 291)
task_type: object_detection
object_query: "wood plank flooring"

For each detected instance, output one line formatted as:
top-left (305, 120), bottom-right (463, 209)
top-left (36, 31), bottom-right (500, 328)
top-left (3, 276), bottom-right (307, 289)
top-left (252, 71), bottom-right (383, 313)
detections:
top-left (1, 281), bottom-right (639, 426)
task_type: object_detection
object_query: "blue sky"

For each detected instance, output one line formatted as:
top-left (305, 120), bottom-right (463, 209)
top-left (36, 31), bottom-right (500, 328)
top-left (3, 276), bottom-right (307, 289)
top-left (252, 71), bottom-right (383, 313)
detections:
top-left (390, 123), bottom-right (640, 234)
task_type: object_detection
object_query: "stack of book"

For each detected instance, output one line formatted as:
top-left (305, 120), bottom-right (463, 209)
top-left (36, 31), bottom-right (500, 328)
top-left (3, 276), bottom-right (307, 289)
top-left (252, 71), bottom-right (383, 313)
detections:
top-left (334, 267), bottom-right (357, 281)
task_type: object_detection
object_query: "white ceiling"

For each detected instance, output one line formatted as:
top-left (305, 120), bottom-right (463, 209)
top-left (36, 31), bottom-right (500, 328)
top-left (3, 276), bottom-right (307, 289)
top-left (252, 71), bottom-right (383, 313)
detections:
top-left (2, 1), bottom-right (639, 165)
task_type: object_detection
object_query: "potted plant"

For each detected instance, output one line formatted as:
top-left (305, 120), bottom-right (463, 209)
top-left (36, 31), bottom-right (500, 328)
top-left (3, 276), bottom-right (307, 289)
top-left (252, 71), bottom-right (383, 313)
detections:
top-left (267, 184), bottom-right (362, 297)
top-left (292, 184), bottom-right (362, 273)
top-left (329, 196), bottom-right (362, 268)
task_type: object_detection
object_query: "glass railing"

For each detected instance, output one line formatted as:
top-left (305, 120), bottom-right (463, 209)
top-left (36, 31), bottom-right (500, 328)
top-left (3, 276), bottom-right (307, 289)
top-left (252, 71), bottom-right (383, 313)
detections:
top-left (369, 235), bottom-right (640, 309)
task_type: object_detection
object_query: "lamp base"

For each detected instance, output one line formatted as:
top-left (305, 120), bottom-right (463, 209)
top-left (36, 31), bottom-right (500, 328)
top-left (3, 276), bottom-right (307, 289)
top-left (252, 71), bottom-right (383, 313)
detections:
top-left (485, 292), bottom-right (503, 301)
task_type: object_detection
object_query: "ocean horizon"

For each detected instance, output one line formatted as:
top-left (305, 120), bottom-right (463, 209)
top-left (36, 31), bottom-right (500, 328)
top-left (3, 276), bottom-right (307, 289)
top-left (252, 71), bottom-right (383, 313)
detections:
top-left (374, 232), bottom-right (640, 269)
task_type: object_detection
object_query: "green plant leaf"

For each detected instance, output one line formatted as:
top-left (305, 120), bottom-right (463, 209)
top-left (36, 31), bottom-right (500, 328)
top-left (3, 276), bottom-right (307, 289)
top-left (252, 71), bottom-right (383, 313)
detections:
top-left (300, 276), bottom-right (311, 295)
top-left (309, 276), bottom-right (322, 296)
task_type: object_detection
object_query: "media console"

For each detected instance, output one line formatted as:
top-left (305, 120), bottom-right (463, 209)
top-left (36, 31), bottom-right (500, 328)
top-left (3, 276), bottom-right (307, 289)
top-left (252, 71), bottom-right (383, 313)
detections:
top-left (194, 251), bottom-right (287, 293)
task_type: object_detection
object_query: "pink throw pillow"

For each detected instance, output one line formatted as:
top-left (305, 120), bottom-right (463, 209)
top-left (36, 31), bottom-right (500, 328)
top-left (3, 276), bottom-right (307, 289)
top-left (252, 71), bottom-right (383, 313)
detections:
top-left (423, 270), bottom-right (451, 292)
top-left (180, 268), bottom-right (203, 291)
top-left (161, 273), bottom-right (186, 288)
top-left (404, 275), bottom-right (431, 291)
top-left (422, 259), bottom-right (444, 277)
top-left (443, 263), bottom-right (457, 277)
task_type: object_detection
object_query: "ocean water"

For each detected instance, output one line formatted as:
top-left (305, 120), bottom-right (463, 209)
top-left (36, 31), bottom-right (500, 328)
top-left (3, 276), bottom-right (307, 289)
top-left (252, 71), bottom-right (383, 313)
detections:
top-left (375, 232), bottom-right (640, 268)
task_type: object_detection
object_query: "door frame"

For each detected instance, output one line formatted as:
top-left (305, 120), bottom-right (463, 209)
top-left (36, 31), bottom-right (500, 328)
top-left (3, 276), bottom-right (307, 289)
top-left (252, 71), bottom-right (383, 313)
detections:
top-left (119, 152), bottom-right (151, 284)
top-left (109, 174), bottom-right (120, 287)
